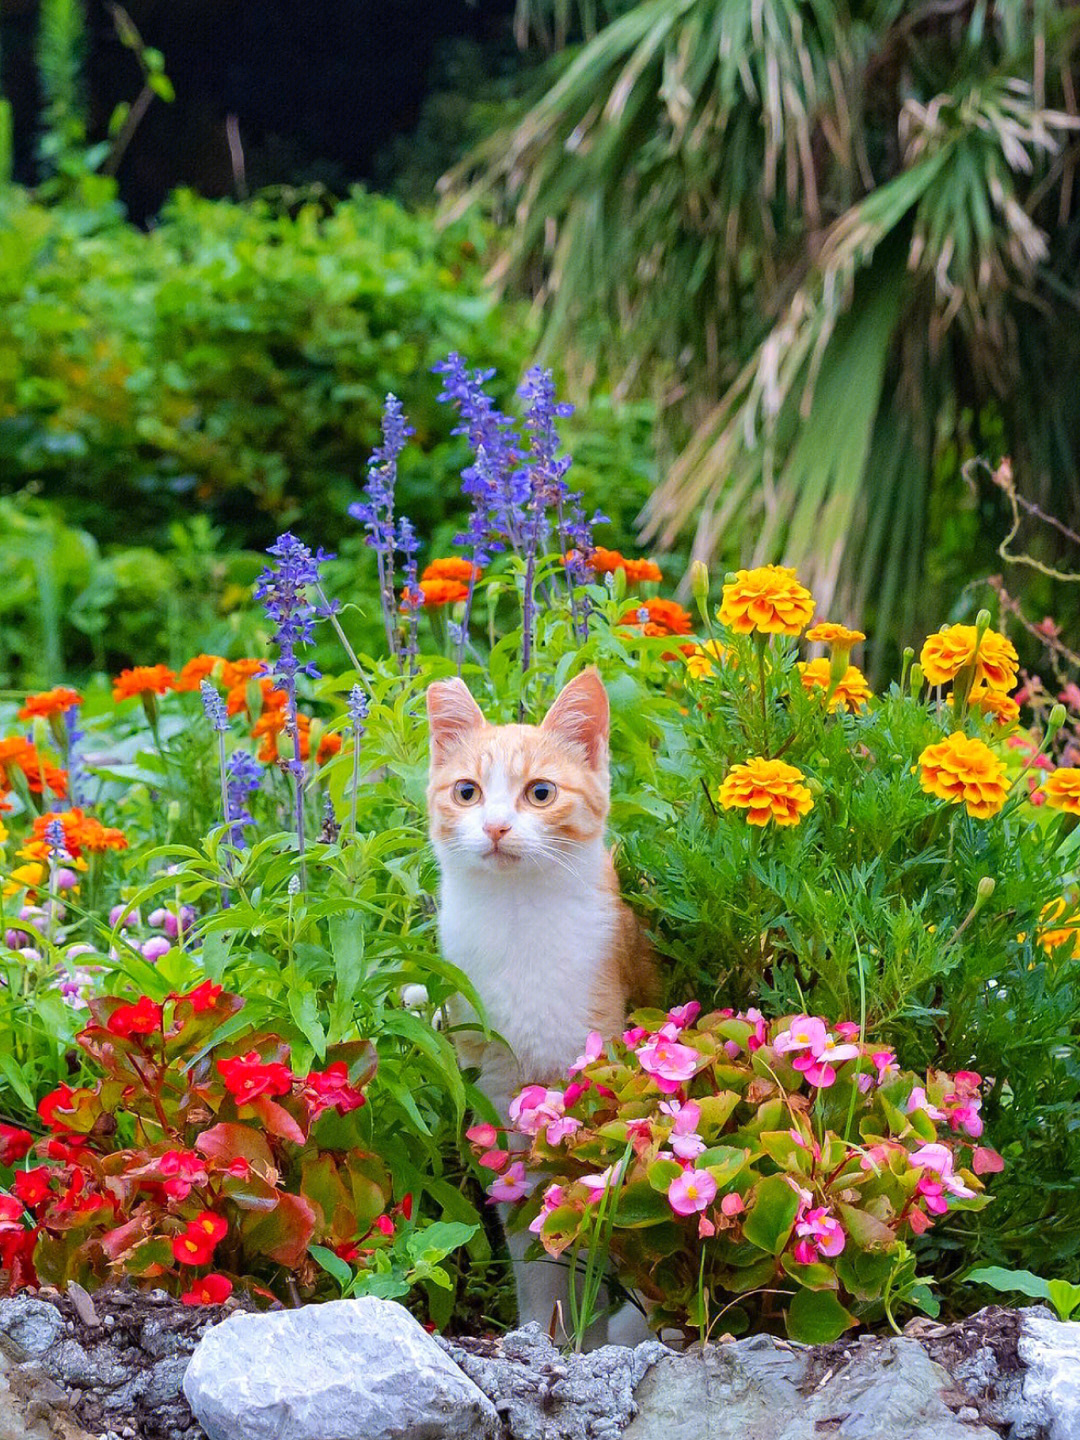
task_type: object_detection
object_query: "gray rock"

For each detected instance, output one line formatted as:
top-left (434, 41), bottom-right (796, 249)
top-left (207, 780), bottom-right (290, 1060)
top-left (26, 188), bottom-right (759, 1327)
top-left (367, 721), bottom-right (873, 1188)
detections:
top-left (624, 1333), bottom-right (1000, 1440)
top-left (0, 1297), bottom-right (66, 1358)
top-left (183, 1296), bottom-right (499, 1440)
top-left (439, 1323), bottom-right (667, 1440)
top-left (1016, 1310), bottom-right (1080, 1440)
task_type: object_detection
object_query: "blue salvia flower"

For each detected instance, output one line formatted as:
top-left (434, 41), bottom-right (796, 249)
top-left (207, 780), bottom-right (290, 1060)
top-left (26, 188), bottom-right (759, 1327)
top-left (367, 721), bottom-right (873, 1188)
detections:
top-left (225, 751), bottom-right (262, 845)
top-left (65, 707), bottom-right (87, 809)
top-left (434, 354), bottom-right (527, 553)
top-left (43, 818), bottom-right (67, 855)
top-left (200, 679), bottom-right (229, 733)
top-left (347, 684), bottom-right (369, 730)
top-left (255, 531), bottom-right (332, 880)
top-left (349, 394), bottom-right (414, 655)
top-left (396, 516), bottom-right (421, 675)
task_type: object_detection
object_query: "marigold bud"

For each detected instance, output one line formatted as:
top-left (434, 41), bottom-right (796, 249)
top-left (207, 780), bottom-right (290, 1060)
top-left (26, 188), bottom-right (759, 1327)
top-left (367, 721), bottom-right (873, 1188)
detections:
top-left (976, 877), bottom-right (996, 902)
top-left (1048, 703), bottom-right (1067, 735)
top-left (690, 559), bottom-right (709, 605)
top-left (975, 609), bottom-right (992, 642)
top-left (909, 664), bottom-right (924, 695)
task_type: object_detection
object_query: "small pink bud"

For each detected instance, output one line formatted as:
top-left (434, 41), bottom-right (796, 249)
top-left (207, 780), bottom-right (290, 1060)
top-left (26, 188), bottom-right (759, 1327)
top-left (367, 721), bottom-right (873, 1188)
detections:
top-left (720, 1192), bottom-right (745, 1217)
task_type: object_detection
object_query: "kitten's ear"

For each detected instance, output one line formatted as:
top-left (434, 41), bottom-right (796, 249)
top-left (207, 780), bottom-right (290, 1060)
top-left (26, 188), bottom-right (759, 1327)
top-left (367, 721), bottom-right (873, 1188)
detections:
top-left (541, 668), bottom-right (609, 767)
top-left (427, 679), bottom-right (485, 760)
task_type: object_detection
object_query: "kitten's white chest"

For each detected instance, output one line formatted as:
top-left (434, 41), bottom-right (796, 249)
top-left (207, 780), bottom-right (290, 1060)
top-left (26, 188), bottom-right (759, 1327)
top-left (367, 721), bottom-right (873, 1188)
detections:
top-left (438, 857), bottom-right (616, 1093)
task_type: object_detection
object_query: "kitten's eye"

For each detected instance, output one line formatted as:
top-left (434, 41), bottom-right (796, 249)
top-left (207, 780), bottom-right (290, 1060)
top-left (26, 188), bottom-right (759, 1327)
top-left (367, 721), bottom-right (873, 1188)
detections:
top-left (525, 780), bottom-right (557, 808)
top-left (452, 780), bottom-right (482, 806)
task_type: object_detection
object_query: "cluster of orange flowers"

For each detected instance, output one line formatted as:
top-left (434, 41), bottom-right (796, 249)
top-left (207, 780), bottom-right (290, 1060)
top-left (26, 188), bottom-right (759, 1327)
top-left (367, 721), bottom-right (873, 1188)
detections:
top-left (32, 808), bottom-right (127, 858)
top-left (620, 597), bottom-right (694, 639)
top-left (797, 659), bottom-right (871, 713)
top-left (0, 737), bottom-right (67, 802)
top-left (582, 547), bottom-right (663, 585)
top-left (403, 558), bottom-right (483, 609)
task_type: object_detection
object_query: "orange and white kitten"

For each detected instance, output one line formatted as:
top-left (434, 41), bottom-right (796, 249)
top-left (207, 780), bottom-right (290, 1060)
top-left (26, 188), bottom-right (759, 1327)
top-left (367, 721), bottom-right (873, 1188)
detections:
top-left (426, 668), bottom-right (655, 1337)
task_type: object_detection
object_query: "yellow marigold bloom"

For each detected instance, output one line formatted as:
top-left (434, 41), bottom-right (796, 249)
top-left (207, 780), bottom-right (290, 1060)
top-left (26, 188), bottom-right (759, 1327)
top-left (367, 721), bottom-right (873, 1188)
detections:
top-left (797, 659), bottom-right (871, 712)
top-left (684, 640), bottom-right (732, 679)
top-left (5, 862), bottom-right (45, 895)
top-left (1042, 767), bottom-right (1080, 816)
top-left (718, 565), bottom-right (815, 637)
top-left (1038, 898), bottom-right (1080, 956)
top-left (920, 625), bottom-right (1018, 693)
top-left (805, 622), bottom-right (865, 648)
top-left (918, 732), bottom-right (1008, 819)
top-left (964, 687), bottom-right (1020, 726)
top-left (718, 757), bottom-right (814, 826)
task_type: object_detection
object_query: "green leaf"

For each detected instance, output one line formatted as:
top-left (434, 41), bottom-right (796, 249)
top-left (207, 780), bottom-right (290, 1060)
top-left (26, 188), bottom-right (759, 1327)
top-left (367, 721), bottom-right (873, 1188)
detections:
top-left (613, 1180), bottom-right (672, 1227)
top-left (786, 1288), bottom-right (855, 1344)
top-left (742, 1174), bottom-right (799, 1256)
top-left (310, 1243), bottom-right (354, 1293)
top-left (329, 913), bottom-right (365, 1005)
top-left (965, 1266), bottom-right (1052, 1302)
top-left (1045, 1280), bottom-right (1080, 1322)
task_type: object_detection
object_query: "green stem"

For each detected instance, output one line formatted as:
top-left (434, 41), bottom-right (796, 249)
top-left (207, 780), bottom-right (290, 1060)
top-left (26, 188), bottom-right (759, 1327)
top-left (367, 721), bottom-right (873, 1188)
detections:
top-left (756, 636), bottom-right (770, 757)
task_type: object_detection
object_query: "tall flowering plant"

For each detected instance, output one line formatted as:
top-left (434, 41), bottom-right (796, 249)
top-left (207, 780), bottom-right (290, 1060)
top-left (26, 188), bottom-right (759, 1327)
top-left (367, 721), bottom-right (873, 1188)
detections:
top-left (472, 1004), bottom-right (1001, 1342)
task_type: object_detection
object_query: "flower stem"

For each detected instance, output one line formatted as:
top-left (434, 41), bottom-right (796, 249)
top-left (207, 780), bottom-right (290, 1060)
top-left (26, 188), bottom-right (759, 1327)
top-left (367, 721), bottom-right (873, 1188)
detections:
top-left (756, 637), bottom-right (770, 758)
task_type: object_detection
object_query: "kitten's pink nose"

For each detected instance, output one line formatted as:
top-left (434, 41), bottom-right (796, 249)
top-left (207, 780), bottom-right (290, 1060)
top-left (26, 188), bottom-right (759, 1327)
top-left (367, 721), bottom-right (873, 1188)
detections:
top-left (483, 821), bottom-right (512, 846)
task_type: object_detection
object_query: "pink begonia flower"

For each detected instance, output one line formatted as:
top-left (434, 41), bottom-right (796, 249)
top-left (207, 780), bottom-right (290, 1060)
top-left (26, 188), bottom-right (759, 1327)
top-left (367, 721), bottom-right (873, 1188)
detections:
top-left (509, 1086), bottom-right (564, 1137)
top-left (720, 1192), bottom-right (745, 1217)
top-left (570, 1032), bottom-right (603, 1075)
top-left (623, 1026), bottom-right (648, 1047)
top-left (667, 1168), bottom-right (717, 1216)
top-left (788, 1128), bottom-right (821, 1162)
top-left (784, 1176), bottom-right (814, 1208)
top-left (488, 1161), bottom-right (529, 1203)
top-left (796, 1206), bottom-right (845, 1258)
top-left (637, 1038), bottom-right (701, 1093)
top-left (660, 1098), bottom-right (702, 1135)
top-left (667, 1001), bottom-right (702, 1030)
top-left (791, 1055), bottom-right (837, 1088)
top-left (774, 1016), bottom-right (828, 1055)
top-left (698, 1215), bottom-right (716, 1238)
top-left (479, 1148), bottom-right (509, 1172)
top-left (625, 1117), bottom-right (654, 1142)
top-left (580, 1167), bottom-right (617, 1202)
top-left (860, 1049), bottom-right (897, 1090)
top-left (742, 1008), bottom-right (767, 1052)
top-left (529, 1183), bottom-right (565, 1234)
top-left (545, 1116), bottom-right (581, 1146)
top-left (947, 1102), bottom-right (983, 1138)
top-left (723, 1040), bottom-right (742, 1059)
top-left (792, 1239), bottom-right (817, 1266)
top-left (466, 1122), bottom-right (499, 1149)
top-left (909, 1142), bottom-right (975, 1214)
top-left (563, 1079), bottom-right (589, 1107)
top-left (834, 1021), bottom-right (861, 1040)
top-left (671, 1132), bottom-right (707, 1161)
top-left (906, 1086), bottom-right (946, 1121)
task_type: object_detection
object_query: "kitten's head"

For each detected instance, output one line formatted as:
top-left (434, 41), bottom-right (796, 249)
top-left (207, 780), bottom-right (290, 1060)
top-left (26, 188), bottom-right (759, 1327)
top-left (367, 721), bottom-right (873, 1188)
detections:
top-left (426, 669), bottom-right (610, 876)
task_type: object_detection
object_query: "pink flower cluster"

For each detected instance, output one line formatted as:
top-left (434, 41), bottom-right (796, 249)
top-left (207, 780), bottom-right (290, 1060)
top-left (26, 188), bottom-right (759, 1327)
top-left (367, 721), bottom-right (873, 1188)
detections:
top-left (907, 1070), bottom-right (984, 1137)
top-left (773, 1016), bottom-right (860, 1088)
top-left (908, 1143), bottom-right (976, 1215)
top-left (788, 1178), bottom-right (846, 1265)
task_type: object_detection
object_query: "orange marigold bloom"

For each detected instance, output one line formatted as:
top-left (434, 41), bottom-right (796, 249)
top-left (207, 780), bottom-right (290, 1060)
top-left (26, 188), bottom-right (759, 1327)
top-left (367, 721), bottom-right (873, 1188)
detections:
top-left (175, 655), bottom-right (225, 692)
top-left (112, 665), bottom-right (177, 703)
top-left (33, 808), bottom-right (127, 858)
top-left (719, 565), bottom-right (815, 636)
top-left (918, 732), bottom-right (1008, 819)
top-left (422, 558), bottom-right (481, 584)
top-left (18, 687), bottom-right (82, 720)
top-left (1042, 767), bottom-right (1080, 816)
top-left (798, 659), bottom-right (872, 712)
top-left (620, 597), bottom-right (694, 638)
top-left (220, 659), bottom-right (269, 690)
top-left (584, 548), bottom-right (663, 585)
top-left (226, 677), bottom-right (288, 719)
top-left (919, 625), bottom-right (1018, 693)
top-left (0, 738), bottom-right (67, 797)
top-left (805, 622), bottom-right (865, 648)
top-left (965, 687), bottom-right (1020, 726)
top-left (718, 757), bottom-right (814, 826)
top-left (409, 578), bottom-right (470, 608)
top-left (252, 712), bottom-right (340, 766)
